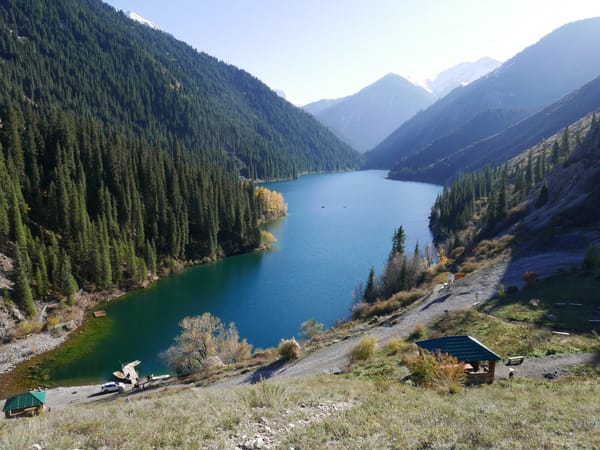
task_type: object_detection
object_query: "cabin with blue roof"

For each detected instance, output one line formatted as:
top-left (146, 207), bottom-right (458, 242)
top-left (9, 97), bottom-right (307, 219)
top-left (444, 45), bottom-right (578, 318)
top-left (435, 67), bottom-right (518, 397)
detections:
top-left (416, 335), bottom-right (502, 384)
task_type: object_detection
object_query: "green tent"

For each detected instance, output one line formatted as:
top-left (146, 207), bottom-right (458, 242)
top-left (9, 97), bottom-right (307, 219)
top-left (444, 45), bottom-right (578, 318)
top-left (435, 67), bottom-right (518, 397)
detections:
top-left (3, 391), bottom-right (46, 413)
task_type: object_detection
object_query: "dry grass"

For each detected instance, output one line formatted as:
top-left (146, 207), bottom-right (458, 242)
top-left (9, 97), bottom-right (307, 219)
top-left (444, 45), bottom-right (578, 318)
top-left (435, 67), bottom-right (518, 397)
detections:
top-left (426, 309), bottom-right (600, 357)
top-left (352, 289), bottom-right (427, 320)
top-left (4, 374), bottom-right (600, 449)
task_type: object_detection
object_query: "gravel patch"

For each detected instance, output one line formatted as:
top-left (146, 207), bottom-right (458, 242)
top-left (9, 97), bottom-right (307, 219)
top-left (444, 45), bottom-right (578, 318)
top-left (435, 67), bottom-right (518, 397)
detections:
top-left (0, 332), bottom-right (67, 374)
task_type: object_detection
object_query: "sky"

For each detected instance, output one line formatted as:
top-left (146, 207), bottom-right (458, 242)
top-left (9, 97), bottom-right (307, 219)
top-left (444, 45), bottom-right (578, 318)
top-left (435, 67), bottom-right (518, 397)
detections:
top-left (103, 0), bottom-right (600, 105)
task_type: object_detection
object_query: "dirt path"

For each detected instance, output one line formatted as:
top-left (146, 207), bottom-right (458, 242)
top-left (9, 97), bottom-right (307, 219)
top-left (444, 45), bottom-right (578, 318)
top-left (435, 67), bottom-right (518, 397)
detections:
top-left (5, 250), bottom-right (596, 410)
top-left (219, 253), bottom-right (595, 386)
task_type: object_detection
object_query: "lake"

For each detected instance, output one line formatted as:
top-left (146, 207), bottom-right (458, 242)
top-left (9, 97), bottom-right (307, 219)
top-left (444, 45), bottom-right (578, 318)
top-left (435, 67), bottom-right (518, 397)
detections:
top-left (47, 170), bottom-right (441, 384)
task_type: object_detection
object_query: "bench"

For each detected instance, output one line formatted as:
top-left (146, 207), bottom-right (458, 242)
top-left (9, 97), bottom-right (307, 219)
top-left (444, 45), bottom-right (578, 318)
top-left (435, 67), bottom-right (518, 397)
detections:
top-left (506, 356), bottom-right (524, 365)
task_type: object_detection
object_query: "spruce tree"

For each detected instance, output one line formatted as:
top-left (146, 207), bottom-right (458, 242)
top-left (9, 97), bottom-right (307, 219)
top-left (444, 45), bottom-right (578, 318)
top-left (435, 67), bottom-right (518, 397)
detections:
top-left (535, 183), bottom-right (549, 208)
top-left (363, 266), bottom-right (377, 304)
top-left (14, 245), bottom-right (35, 317)
top-left (390, 226), bottom-right (406, 258)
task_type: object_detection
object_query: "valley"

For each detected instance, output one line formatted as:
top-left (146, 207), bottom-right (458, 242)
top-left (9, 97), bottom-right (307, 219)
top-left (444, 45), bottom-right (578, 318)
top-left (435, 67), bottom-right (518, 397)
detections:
top-left (1, 1), bottom-right (600, 447)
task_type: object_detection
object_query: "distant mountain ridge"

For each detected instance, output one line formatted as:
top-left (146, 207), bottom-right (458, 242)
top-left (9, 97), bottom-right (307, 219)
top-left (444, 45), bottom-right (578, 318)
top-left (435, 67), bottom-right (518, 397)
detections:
top-left (303, 74), bottom-right (435, 152)
top-left (391, 74), bottom-right (600, 183)
top-left (425, 57), bottom-right (502, 98)
top-left (366, 17), bottom-right (600, 181)
top-left (303, 59), bottom-right (500, 152)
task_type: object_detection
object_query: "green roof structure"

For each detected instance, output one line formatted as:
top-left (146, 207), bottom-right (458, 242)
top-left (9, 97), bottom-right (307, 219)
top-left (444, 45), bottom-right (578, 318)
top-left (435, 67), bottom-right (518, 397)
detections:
top-left (416, 335), bottom-right (501, 362)
top-left (3, 391), bottom-right (46, 412)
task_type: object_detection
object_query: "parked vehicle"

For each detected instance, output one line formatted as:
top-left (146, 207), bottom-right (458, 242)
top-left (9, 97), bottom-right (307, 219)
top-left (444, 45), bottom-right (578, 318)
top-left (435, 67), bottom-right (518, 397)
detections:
top-left (101, 382), bottom-right (125, 393)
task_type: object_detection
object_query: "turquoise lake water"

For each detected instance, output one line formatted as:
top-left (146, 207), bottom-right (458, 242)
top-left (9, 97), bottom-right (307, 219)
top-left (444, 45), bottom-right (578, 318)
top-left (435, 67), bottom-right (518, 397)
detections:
top-left (49, 170), bottom-right (441, 383)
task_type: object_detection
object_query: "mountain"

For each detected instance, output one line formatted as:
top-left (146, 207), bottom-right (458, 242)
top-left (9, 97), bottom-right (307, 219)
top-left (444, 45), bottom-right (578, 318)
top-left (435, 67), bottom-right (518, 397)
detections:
top-left (302, 98), bottom-right (344, 115)
top-left (522, 119), bottom-right (600, 234)
top-left (0, 0), bottom-right (362, 316)
top-left (126, 11), bottom-right (161, 30)
top-left (426, 57), bottom-right (502, 98)
top-left (0, 0), bottom-right (361, 181)
top-left (366, 17), bottom-right (600, 179)
top-left (303, 74), bottom-right (434, 152)
top-left (391, 74), bottom-right (600, 183)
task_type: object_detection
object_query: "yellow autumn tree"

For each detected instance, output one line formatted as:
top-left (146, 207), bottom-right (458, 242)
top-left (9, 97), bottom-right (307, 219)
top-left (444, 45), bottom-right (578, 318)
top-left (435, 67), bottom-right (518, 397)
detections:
top-left (255, 186), bottom-right (288, 223)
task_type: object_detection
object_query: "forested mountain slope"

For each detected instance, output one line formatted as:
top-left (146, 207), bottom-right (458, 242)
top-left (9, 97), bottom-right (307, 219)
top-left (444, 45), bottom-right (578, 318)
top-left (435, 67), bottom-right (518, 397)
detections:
top-left (0, 0), bottom-right (361, 181)
top-left (0, 0), bottom-right (358, 317)
top-left (429, 111), bottom-right (600, 254)
top-left (366, 17), bottom-right (600, 177)
top-left (392, 75), bottom-right (600, 184)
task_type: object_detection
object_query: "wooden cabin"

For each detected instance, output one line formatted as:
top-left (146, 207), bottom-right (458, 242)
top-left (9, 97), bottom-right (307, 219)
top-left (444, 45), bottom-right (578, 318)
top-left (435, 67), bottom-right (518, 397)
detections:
top-left (416, 335), bottom-right (502, 384)
top-left (3, 391), bottom-right (46, 418)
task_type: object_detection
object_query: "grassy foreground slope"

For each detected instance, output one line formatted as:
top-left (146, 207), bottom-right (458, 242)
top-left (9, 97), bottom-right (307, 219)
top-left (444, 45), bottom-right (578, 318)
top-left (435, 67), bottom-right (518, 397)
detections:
top-left (2, 374), bottom-right (600, 448)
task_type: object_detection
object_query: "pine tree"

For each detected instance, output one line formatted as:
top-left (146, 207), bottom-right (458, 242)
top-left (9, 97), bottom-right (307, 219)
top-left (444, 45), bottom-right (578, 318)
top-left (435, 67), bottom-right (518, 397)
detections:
top-left (560, 126), bottom-right (569, 158)
top-left (363, 266), bottom-right (377, 304)
top-left (535, 183), bottom-right (549, 208)
top-left (14, 245), bottom-right (35, 316)
top-left (551, 140), bottom-right (560, 165)
top-left (59, 251), bottom-right (78, 305)
top-left (390, 226), bottom-right (406, 258)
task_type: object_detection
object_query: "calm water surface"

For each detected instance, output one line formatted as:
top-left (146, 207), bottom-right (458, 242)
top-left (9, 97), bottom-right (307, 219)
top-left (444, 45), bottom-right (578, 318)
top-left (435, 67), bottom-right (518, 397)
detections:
top-left (50, 171), bottom-right (440, 383)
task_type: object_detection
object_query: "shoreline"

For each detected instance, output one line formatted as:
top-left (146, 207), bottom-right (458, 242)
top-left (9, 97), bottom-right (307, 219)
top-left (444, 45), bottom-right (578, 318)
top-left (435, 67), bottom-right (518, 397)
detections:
top-left (0, 240), bottom-right (281, 394)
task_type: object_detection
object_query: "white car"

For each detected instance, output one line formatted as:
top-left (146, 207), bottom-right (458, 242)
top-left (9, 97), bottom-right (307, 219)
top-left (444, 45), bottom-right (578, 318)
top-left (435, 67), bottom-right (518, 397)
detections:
top-left (101, 381), bottom-right (125, 393)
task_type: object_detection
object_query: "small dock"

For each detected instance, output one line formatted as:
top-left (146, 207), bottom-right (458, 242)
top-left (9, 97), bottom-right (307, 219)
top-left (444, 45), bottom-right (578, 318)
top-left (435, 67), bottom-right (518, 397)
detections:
top-left (93, 310), bottom-right (107, 318)
top-left (113, 360), bottom-right (141, 384)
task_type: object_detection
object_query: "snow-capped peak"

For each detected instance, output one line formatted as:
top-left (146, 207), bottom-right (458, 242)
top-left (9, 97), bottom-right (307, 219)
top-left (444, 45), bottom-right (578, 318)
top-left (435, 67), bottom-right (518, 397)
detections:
top-left (401, 73), bottom-right (433, 93)
top-left (126, 11), bottom-right (161, 31)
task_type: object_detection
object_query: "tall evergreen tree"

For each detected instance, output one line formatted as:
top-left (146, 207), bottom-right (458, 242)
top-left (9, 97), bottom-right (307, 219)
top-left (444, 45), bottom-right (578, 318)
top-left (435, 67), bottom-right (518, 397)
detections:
top-left (363, 266), bottom-right (377, 304)
top-left (390, 226), bottom-right (406, 258)
top-left (13, 245), bottom-right (35, 317)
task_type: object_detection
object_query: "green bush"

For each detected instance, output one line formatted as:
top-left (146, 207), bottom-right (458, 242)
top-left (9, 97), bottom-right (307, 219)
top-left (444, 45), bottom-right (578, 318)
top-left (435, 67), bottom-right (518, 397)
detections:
top-left (351, 336), bottom-right (378, 361)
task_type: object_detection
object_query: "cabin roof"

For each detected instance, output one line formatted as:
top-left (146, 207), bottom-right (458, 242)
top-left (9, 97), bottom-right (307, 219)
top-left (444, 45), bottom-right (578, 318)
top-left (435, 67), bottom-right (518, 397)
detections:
top-left (416, 335), bottom-right (501, 362)
top-left (3, 391), bottom-right (46, 412)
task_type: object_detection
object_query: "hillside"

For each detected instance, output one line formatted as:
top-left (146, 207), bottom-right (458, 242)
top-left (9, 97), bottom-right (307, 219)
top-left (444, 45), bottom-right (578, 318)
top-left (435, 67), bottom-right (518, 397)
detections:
top-left (303, 74), bottom-right (434, 152)
top-left (0, 0), bottom-right (360, 321)
top-left (365, 17), bottom-right (600, 176)
top-left (0, 0), bottom-right (361, 180)
top-left (521, 120), bottom-right (600, 236)
top-left (3, 252), bottom-right (600, 447)
top-left (391, 74), bottom-right (600, 184)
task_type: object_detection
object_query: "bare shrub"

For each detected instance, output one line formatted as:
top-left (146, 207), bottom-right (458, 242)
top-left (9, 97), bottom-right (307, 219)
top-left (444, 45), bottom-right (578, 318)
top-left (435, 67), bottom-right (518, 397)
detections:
top-left (161, 313), bottom-right (249, 376)
top-left (278, 338), bottom-right (300, 360)
top-left (409, 322), bottom-right (425, 340)
top-left (351, 336), bottom-right (378, 362)
top-left (299, 318), bottom-right (324, 341)
top-left (351, 301), bottom-right (369, 319)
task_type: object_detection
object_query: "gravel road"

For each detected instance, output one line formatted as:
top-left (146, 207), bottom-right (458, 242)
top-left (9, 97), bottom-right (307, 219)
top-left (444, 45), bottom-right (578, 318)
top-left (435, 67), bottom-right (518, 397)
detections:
top-left (5, 249), bottom-right (596, 410)
top-left (221, 250), bottom-right (595, 386)
top-left (221, 257), bottom-right (511, 384)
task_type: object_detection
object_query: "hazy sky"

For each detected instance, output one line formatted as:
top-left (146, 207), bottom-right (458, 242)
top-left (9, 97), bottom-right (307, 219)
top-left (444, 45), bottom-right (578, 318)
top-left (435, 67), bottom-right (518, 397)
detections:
top-left (104, 0), bottom-right (600, 105)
